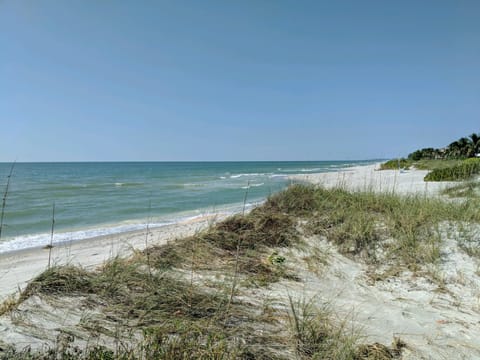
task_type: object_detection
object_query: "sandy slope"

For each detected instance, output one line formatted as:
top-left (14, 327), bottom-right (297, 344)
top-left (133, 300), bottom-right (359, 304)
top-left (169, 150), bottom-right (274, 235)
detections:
top-left (270, 232), bottom-right (480, 359)
top-left (285, 165), bottom-right (480, 358)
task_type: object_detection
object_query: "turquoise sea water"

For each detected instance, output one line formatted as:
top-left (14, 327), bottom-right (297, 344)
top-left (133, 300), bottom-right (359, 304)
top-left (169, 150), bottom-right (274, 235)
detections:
top-left (0, 161), bottom-right (374, 253)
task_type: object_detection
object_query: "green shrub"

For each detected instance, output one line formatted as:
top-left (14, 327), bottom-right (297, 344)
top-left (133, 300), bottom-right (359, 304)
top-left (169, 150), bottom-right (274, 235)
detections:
top-left (424, 158), bottom-right (480, 181)
top-left (380, 159), bottom-right (411, 170)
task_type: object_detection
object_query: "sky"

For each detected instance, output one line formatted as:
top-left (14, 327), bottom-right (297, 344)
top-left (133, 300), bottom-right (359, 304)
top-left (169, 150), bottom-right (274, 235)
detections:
top-left (1, 0), bottom-right (479, 161)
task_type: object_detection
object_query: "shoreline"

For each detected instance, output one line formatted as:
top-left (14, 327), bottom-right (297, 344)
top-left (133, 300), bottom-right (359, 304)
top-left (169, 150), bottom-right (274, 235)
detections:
top-left (0, 201), bottom-right (258, 255)
top-left (0, 213), bottom-right (224, 299)
top-left (1, 162), bottom-right (479, 357)
top-left (0, 162), bottom-right (454, 299)
top-left (289, 162), bottom-right (458, 195)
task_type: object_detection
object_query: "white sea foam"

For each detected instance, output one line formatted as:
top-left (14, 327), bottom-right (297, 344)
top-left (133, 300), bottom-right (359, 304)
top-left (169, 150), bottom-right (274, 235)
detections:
top-left (277, 168), bottom-right (324, 173)
top-left (230, 173), bottom-right (268, 178)
top-left (0, 203), bottom-right (258, 255)
top-left (241, 183), bottom-right (264, 189)
top-left (0, 221), bottom-right (168, 254)
top-left (269, 174), bottom-right (289, 178)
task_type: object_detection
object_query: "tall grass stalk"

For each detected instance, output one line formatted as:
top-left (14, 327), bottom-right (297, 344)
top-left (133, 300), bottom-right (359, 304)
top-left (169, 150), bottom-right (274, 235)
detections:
top-left (228, 180), bottom-right (250, 312)
top-left (144, 199), bottom-right (152, 279)
top-left (47, 202), bottom-right (55, 269)
top-left (0, 161), bottom-right (15, 241)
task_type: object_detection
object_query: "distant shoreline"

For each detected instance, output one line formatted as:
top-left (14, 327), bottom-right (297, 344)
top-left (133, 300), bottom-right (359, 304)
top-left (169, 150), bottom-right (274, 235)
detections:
top-left (288, 162), bottom-right (458, 195)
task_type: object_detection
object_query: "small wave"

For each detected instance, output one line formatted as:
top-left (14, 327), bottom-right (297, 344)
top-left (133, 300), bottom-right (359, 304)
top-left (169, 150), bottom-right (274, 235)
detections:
top-left (230, 173), bottom-right (267, 179)
top-left (183, 183), bottom-right (204, 188)
top-left (240, 183), bottom-right (264, 189)
top-left (277, 168), bottom-right (323, 173)
top-left (0, 221), bottom-right (174, 254)
top-left (113, 182), bottom-right (143, 187)
top-left (269, 174), bottom-right (289, 178)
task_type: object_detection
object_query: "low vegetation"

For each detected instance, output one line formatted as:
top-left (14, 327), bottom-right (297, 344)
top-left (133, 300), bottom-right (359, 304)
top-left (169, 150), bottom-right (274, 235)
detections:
top-left (379, 159), bottom-right (411, 170)
top-left (380, 157), bottom-right (480, 182)
top-left (380, 158), bottom-right (464, 172)
top-left (269, 185), bottom-right (480, 270)
top-left (380, 131), bottom-right (480, 182)
top-left (424, 158), bottom-right (480, 181)
top-left (442, 181), bottom-right (480, 198)
top-left (4, 183), bottom-right (480, 358)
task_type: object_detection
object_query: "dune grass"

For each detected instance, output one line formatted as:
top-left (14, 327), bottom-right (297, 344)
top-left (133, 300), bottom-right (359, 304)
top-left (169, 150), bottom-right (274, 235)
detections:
top-left (411, 159), bottom-right (463, 170)
top-left (442, 180), bottom-right (480, 198)
top-left (267, 184), bottom-right (480, 270)
top-left (6, 183), bottom-right (479, 358)
top-left (379, 158), bottom-right (463, 171)
top-left (424, 158), bottom-right (480, 181)
top-left (379, 158), bottom-right (411, 170)
top-left (11, 258), bottom-right (270, 359)
top-left (287, 296), bottom-right (405, 360)
top-left (145, 208), bottom-right (301, 287)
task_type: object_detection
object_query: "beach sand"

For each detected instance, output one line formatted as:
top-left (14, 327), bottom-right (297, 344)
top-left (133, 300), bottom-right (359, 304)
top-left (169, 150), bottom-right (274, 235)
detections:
top-left (287, 164), bottom-right (480, 358)
top-left (0, 163), bottom-right (448, 300)
top-left (0, 215), bottom-right (221, 299)
top-left (289, 163), bottom-right (457, 195)
top-left (1, 164), bottom-right (479, 358)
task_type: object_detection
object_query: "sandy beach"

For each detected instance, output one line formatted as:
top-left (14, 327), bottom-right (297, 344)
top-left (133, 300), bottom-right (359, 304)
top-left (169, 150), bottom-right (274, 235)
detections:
top-left (290, 163), bottom-right (458, 195)
top-left (1, 163), bottom-right (479, 358)
top-left (0, 215), bottom-right (222, 299)
top-left (0, 163), bottom-right (464, 303)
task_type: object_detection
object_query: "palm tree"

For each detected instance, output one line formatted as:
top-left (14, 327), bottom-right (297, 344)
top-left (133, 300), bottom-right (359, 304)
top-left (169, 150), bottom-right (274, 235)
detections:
top-left (469, 133), bottom-right (480, 157)
top-left (447, 140), bottom-right (462, 159)
top-left (457, 137), bottom-right (471, 158)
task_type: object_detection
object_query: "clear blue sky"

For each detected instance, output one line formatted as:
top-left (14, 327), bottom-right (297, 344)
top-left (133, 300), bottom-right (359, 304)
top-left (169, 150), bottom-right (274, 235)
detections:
top-left (1, 1), bottom-right (479, 161)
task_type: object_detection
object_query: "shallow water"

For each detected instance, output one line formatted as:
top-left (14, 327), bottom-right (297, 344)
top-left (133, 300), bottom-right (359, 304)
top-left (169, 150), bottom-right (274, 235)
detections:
top-left (0, 161), bottom-right (374, 253)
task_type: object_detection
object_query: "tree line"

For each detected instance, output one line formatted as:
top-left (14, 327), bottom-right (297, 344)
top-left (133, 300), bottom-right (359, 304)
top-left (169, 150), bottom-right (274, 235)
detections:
top-left (408, 132), bottom-right (480, 161)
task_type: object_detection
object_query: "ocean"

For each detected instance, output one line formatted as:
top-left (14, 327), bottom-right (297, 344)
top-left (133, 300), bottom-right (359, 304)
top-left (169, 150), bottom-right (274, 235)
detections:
top-left (0, 161), bottom-right (374, 253)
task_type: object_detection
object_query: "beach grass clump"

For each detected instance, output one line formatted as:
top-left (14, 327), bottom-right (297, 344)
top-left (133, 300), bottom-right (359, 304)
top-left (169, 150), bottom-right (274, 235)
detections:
top-left (412, 159), bottom-right (463, 170)
top-left (442, 180), bottom-right (480, 198)
top-left (22, 258), bottom-right (226, 325)
top-left (204, 210), bottom-right (298, 250)
top-left (15, 258), bottom-right (274, 359)
top-left (424, 158), bottom-right (480, 181)
top-left (262, 184), bottom-right (318, 216)
top-left (287, 297), bottom-right (404, 360)
top-left (144, 208), bottom-right (300, 286)
top-left (20, 265), bottom-right (95, 301)
top-left (379, 158), bottom-right (411, 170)
top-left (266, 184), bottom-right (480, 269)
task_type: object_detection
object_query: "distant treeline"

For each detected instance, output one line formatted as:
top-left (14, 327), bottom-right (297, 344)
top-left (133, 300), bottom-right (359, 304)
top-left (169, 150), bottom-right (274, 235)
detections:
top-left (409, 132), bottom-right (480, 161)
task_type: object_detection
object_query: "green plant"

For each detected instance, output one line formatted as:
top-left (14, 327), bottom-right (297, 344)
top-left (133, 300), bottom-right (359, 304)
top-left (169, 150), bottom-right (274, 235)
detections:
top-left (287, 296), bottom-right (403, 359)
top-left (424, 158), bottom-right (480, 181)
top-left (379, 159), bottom-right (411, 170)
top-left (442, 181), bottom-right (480, 198)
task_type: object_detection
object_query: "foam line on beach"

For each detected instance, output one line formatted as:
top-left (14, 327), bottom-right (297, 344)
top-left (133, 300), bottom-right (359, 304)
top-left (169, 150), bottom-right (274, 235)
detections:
top-left (0, 201), bottom-right (262, 255)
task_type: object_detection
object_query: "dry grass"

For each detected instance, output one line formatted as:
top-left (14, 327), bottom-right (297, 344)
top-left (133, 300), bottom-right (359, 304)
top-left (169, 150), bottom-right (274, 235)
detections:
top-left (10, 257), bottom-right (275, 359)
top-left (442, 180), bottom-right (480, 198)
top-left (9, 183), bottom-right (472, 358)
top-left (144, 208), bottom-right (301, 287)
top-left (287, 296), bottom-right (404, 359)
top-left (284, 185), bottom-right (480, 270)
